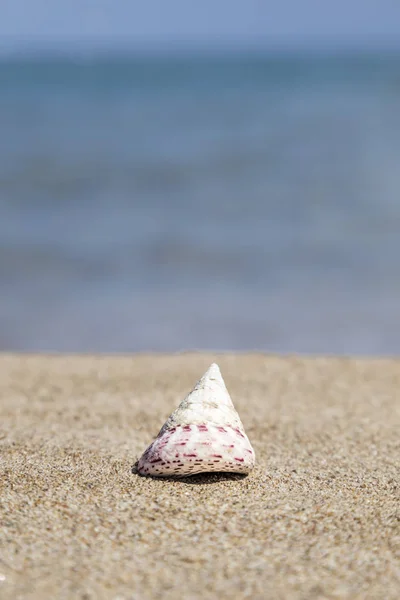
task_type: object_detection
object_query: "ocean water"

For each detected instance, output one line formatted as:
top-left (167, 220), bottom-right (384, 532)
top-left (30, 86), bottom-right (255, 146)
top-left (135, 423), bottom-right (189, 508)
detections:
top-left (1, 52), bottom-right (400, 354)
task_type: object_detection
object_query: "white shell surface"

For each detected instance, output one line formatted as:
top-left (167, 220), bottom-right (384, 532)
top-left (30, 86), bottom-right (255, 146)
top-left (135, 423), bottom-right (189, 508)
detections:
top-left (137, 363), bottom-right (255, 477)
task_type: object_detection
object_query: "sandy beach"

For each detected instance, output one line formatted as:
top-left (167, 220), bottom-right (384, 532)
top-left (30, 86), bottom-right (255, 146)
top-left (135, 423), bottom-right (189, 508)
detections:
top-left (0, 353), bottom-right (399, 599)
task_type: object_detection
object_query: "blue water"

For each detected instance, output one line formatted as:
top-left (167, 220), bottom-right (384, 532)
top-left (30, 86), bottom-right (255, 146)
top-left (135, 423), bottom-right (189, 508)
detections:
top-left (1, 52), bottom-right (400, 354)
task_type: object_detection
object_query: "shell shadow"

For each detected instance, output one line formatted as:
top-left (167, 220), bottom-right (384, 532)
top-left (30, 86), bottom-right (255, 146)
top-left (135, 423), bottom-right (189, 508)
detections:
top-left (131, 462), bottom-right (248, 485)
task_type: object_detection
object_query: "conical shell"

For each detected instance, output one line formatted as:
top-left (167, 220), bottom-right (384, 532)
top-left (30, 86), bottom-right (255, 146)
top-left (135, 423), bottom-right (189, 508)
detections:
top-left (137, 363), bottom-right (255, 477)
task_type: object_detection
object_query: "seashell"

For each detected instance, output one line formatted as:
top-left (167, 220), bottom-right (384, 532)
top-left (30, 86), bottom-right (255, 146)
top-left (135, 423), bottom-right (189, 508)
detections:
top-left (137, 363), bottom-right (255, 477)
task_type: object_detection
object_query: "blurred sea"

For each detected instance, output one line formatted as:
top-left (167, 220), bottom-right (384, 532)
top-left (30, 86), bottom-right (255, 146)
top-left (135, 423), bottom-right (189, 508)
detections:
top-left (1, 51), bottom-right (400, 354)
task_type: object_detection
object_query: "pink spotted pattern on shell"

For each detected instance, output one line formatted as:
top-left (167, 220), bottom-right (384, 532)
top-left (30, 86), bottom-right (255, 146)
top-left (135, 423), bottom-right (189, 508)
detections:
top-left (137, 363), bottom-right (255, 477)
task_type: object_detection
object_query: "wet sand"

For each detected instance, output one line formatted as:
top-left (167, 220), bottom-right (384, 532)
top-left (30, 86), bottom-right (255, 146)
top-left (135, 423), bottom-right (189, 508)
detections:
top-left (0, 354), bottom-right (399, 599)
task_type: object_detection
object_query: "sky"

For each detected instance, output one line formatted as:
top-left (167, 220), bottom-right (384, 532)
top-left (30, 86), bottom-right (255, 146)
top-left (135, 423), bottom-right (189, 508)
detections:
top-left (1, 0), bottom-right (400, 51)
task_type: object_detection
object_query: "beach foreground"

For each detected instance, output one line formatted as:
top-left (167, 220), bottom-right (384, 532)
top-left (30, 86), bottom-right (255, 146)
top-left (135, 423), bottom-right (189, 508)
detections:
top-left (0, 354), bottom-right (399, 599)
